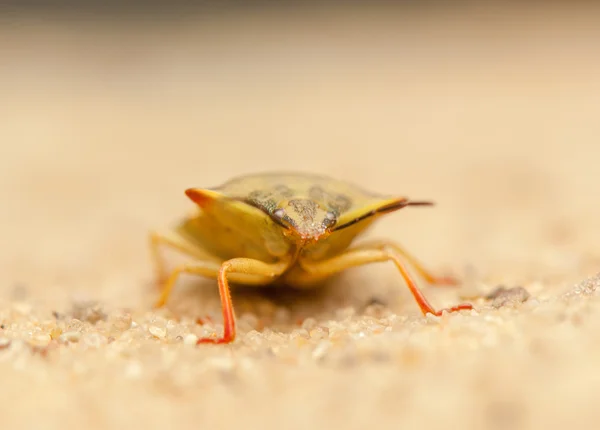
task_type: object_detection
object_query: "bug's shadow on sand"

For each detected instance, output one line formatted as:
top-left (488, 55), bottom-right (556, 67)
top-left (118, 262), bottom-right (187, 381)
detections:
top-left (153, 271), bottom-right (393, 326)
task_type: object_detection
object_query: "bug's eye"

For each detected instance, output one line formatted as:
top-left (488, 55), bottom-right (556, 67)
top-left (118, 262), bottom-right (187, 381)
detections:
top-left (322, 211), bottom-right (337, 228)
top-left (271, 208), bottom-right (288, 227)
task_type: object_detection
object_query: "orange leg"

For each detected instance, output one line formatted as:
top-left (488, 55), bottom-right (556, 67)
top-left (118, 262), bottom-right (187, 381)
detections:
top-left (150, 231), bottom-right (289, 344)
top-left (154, 258), bottom-right (287, 344)
top-left (149, 230), bottom-right (220, 287)
top-left (386, 251), bottom-right (472, 315)
top-left (342, 240), bottom-right (459, 286)
top-left (196, 258), bottom-right (290, 345)
top-left (197, 262), bottom-right (236, 344)
top-left (294, 244), bottom-right (473, 316)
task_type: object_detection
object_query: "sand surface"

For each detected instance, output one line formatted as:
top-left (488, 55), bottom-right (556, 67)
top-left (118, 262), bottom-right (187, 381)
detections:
top-left (1, 4), bottom-right (600, 430)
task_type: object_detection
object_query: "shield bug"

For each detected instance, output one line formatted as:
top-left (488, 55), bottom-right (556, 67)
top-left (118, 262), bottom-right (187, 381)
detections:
top-left (150, 172), bottom-right (473, 344)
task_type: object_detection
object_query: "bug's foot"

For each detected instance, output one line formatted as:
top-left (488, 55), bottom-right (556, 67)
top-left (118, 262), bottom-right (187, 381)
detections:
top-left (431, 303), bottom-right (473, 316)
top-left (153, 280), bottom-right (174, 309)
top-left (196, 319), bottom-right (235, 344)
top-left (196, 336), bottom-right (234, 345)
top-left (153, 297), bottom-right (167, 309)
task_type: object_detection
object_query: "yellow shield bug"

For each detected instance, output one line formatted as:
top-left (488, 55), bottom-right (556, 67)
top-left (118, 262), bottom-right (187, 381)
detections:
top-left (150, 172), bottom-right (473, 344)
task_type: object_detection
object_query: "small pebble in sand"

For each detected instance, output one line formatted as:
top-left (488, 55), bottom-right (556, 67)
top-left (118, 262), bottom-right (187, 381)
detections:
top-left (109, 313), bottom-right (133, 332)
top-left (183, 334), bottom-right (198, 345)
top-left (563, 273), bottom-right (600, 298)
top-left (50, 327), bottom-right (63, 340)
top-left (59, 331), bottom-right (81, 343)
top-left (363, 302), bottom-right (390, 319)
top-left (30, 334), bottom-right (52, 346)
top-left (149, 326), bottom-right (167, 339)
top-left (0, 338), bottom-right (11, 350)
top-left (82, 333), bottom-right (107, 348)
top-left (312, 340), bottom-right (331, 360)
top-left (335, 307), bottom-right (356, 320)
top-left (71, 300), bottom-right (107, 324)
top-left (486, 286), bottom-right (531, 308)
top-left (301, 318), bottom-right (317, 330)
top-left (309, 327), bottom-right (329, 340)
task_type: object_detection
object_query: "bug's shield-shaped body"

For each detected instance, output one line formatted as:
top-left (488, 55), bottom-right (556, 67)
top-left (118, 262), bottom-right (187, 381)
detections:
top-left (178, 173), bottom-right (404, 276)
top-left (151, 172), bottom-right (473, 345)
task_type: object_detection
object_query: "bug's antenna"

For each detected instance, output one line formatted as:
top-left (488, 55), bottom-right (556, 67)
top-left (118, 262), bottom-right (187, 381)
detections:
top-left (333, 198), bottom-right (434, 232)
top-left (406, 200), bottom-right (435, 207)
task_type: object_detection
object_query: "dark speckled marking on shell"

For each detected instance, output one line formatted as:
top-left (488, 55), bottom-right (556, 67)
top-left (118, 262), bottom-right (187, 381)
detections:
top-left (245, 190), bottom-right (278, 214)
top-left (308, 185), bottom-right (326, 202)
top-left (328, 193), bottom-right (352, 215)
top-left (212, 172), bottom-right (398, 226)
top-left (308, 185), bottom-right (351, 216)
top-left (273, 184), bottom-right (294, 198)
top-left (244, 184), bottom-right (320, 218)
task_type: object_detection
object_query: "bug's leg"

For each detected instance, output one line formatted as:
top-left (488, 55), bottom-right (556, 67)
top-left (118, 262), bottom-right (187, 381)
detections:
top-left (348, 240), bottom-right (458, 286)
top-left (154, 259), bottom-right (222, 309)
top-left (196, 258), bottom-right (290, 345)
top-left (296, 245), bottom-right (473, 316)
top-left (149, 231), bottom-right (218, 285)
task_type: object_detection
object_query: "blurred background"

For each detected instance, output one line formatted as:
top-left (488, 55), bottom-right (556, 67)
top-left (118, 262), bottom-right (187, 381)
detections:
top-left (1, 0), bottom-right (599, 310)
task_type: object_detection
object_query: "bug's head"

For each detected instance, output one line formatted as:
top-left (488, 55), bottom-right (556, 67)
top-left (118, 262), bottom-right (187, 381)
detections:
top-left (270, 198), bottom-right (337, 243)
